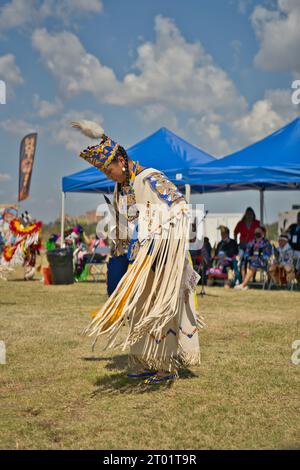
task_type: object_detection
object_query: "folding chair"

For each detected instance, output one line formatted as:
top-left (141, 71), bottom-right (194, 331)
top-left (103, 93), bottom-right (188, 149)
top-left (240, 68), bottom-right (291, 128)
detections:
top-left (248, 259), bottom-right (270, 290)
top-left (85, 242), bottom-right (110, 282)
top-left (206, 257), bottom-right (237, 287)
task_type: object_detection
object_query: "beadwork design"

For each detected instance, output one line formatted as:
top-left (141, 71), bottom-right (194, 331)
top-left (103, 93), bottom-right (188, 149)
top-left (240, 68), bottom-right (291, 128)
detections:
top-left (79, 137), bottom-right (119, 170)
top-left (150, 326), bottom-right (198, 344)
top-left (144, 172), bottom-right (185, 206)
top-left (127, 239), bottom-right (140, 263)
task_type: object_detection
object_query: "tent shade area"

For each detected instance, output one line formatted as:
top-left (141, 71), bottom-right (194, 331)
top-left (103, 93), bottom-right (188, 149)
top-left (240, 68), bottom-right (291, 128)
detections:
top-left (189, 117), bottom-right (300, 192)
top-left (62, 127), bottom-right (215, 193)
top-left (188, 117), bottom-right (300, 222)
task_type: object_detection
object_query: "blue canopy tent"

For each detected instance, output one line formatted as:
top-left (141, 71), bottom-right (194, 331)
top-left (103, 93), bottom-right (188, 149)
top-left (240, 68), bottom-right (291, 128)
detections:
top-left (60, 127), bottom-right (215, 243)
top-left (188, 117), bottom-right (300, 222)
top-left (62, 127), bottom-right (214, 192)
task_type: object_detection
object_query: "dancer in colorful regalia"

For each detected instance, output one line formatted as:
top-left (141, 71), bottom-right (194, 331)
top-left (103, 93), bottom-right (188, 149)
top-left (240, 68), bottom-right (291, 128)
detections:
top-left (72, 120), bottom-right (205, 383)
top-left (0, 211), bottom-right (42, 280)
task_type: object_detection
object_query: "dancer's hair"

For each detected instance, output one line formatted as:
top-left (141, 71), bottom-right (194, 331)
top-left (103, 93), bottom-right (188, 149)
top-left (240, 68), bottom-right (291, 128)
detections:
top-left (115, 145), bottom-right (130, 192)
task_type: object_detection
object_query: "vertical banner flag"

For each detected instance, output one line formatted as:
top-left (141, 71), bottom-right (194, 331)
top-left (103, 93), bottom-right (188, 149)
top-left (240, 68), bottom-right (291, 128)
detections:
top-left (18, 133), bottom-right (37, 202)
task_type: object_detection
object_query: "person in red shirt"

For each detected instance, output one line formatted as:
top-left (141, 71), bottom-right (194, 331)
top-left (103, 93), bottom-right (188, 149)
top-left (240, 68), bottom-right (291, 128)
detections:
top-left (234, 207), bottom-right (260, 282)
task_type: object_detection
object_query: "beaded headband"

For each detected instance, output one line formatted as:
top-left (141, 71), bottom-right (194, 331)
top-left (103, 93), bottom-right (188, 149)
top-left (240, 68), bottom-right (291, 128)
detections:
top-left (80, 136), bottom-right (120, 170)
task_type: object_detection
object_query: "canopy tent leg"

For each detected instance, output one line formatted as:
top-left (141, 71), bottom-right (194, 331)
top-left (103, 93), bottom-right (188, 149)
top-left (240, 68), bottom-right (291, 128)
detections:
top-left (60, 191), bottom-right (66, 248)
top-left (185, 184), bottom-right (191, 204)
top-left (259, 188), bottom-right (264, 224)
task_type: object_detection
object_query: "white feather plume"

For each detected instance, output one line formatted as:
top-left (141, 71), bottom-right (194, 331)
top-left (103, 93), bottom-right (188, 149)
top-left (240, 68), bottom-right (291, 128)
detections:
top-left (70, 120), bottom-right (106, 139)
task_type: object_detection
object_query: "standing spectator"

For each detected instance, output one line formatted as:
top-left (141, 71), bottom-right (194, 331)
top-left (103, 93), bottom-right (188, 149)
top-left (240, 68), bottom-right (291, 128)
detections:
top-left (235, 226), bottom-right (272, 290)
top-left (234, 207), bottom-right (260, 281)
top-left (202, 237), bottom-right (212, 264)
top-left (269, 234), bottom-right (295, 286)
top-left (234, 207), bottom-right (260, 247)
top-left (287, 211), bottom-right (300, 278)
top-left (189, 218), bottom-right (212, 274)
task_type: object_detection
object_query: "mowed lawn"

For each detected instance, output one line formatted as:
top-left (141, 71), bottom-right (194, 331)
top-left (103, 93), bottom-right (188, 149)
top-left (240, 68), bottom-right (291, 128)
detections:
top-left (0, 268), bottom-right (299, 450)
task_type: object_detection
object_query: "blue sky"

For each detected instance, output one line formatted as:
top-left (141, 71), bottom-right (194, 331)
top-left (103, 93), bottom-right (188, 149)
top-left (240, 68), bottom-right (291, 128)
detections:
top-left (0, 0), bottom-right (299, 223)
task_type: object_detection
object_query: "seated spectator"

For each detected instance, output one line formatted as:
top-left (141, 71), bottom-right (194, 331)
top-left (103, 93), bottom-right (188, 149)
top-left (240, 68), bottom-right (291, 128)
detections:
top-left (207, 226), bottom-right (238, 288)
top-left (235, 226), bottom-right (272, 290)
top-left (83, 235), bottom-right (108, 264)
top-left (190, 234), bottom-right (212, 268)
top-left (46, 234), bottom-right (59, 251)
top-left (269, 234), bottom-right (295, 286)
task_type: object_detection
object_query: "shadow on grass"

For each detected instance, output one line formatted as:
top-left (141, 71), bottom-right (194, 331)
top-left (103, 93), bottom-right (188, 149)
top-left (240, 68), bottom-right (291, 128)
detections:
top-left (82, 354), bottom-right (199, 396)
top-left (81, 354), bottom-right (128, 371)
top-left (91, 372), bottom-right (175, 396)
top-left (0, 302), bottom-right (18, 305)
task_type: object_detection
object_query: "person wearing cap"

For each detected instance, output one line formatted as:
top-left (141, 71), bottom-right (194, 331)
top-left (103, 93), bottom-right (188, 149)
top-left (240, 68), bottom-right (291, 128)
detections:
top-left (71, 120), bottom-right (205, 384)
top-left (207, 226), bottom-right (238, 288)
top-left (269, 234), bottom-right (295, 286)
top-left (235, 225), bottom-right (272, 290)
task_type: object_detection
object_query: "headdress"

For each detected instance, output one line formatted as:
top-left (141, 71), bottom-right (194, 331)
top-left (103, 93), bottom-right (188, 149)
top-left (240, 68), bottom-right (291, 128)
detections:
top-left (279, 233), bottom-right (288, 241)
top-left (71, 120), bottom-right (120, 170)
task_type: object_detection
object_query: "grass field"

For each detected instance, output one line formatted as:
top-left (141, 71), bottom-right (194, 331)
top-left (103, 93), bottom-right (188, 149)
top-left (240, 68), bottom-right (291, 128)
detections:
top-left (0, 268), bottom-right (299, 450)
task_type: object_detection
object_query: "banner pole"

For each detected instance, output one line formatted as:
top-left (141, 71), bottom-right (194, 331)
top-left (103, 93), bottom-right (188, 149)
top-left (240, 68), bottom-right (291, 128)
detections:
top-left (60, 192), bottom-right (65, 248)
top-left (260, 188), bottom-right (264, 224)
top-left (185, 184), bottom-right (191, 204)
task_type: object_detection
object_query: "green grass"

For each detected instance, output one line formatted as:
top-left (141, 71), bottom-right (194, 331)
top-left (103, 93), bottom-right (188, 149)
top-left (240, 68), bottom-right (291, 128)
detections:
top-left (0, 268), bottom-right (299, 450)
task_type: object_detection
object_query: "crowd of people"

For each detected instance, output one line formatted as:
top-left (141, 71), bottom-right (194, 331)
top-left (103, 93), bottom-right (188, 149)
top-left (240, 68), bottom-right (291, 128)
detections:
top-left (0, 208), bottom-right (109, 282)
top-left (191, 207), bottom-right (300, 290)
top-left (46, 225), bottom-right (108, 281)
top-left (1, 204), bottom-right (300, 292)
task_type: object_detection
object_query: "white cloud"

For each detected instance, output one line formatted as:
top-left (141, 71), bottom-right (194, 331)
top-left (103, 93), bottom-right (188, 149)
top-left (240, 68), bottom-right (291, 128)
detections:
top-left (232, 88), bottom-right (299, 145)
top-left (0, 0), bottom-right (103, 31)
top-left (234, 0), bottom-right (254, 15)
top-left (38, 0), bottom-right (103, 18)
top-left (0, 106), bottom-right (104, 153)
top-left (251, 0), bottom-right (300, 75)
top-left (137, 104), bottom-right (179, 133)
top-left (264, 88), bottom-right (299, 121)
top-left (112, 16), bottom-right (248, 118)
top-left (49, 110), bottom-right (104, 153)
top-left (30, 14), bottom-right (298, 156)
top-left (0, 173), bottom-right (12, 182)
top-left (31, 15), bottom-right (252, 155)
top-left (32, 15), bottom-right (247, 120)
top-left (0, 0), bottom-right (34, 30)
top-left (32, 28), bottom-right (118, 98)
top-left (0, 54), bottom-right (23, 96)
top-left (230, 39), bottom-right (242, 70)
top-left (0, 118), bottom-right (38, 137)
top-left (188, 114), bottom-right (231, 156)
top-left (232, 100), bottom-right (284, 143)
top-left (33, 94), bottom-right (63, 118)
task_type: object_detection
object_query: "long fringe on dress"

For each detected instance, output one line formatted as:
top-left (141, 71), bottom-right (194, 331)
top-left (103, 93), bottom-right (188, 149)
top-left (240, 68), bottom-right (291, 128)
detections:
top-left (82, 205), bottom-right (205, 354)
